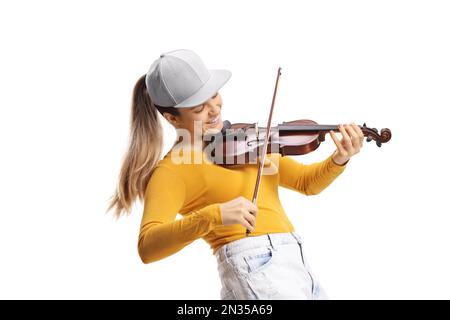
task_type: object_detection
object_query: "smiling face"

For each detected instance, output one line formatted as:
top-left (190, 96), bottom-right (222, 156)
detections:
top-left (162, 92), bottom-right (224, 145)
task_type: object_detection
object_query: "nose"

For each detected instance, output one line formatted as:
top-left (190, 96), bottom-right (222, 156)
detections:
top-left (205, 100), bottom-right (221, 115)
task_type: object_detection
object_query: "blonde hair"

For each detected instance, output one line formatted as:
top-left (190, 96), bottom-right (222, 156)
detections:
top-left (107, 74), bottom-right (180, 219)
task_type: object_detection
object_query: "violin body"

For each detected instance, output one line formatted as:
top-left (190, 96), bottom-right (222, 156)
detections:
top-left (203, 119), bottom-right (392, 165)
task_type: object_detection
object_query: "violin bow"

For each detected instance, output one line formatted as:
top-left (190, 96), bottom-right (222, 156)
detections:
top-left (247, 67), bottom-right (282, 236)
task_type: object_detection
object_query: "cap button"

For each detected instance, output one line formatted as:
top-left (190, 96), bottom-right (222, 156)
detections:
top-left (160, 54), bottom-right (165, 58)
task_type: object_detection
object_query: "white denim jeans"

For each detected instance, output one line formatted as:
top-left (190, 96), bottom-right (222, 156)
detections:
top-left (215, 232), bottom-right (328, 300)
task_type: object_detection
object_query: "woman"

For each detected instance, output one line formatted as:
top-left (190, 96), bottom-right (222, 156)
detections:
top-left (108, 49), bottom-right (364, 300)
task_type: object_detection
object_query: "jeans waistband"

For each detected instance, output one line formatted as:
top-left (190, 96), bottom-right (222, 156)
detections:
top-left (215, 232), bottom-right (303, 264)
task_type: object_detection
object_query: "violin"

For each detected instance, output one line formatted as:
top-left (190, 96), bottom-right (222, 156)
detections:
top-left (203, 67), bottom-right (391, 236)
top-left (204, 119), bottom-right (392, 165)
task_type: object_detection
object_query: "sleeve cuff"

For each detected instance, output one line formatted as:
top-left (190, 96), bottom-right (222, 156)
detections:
top-left (328, 154), bottom-right (348, 172)
top-left (194, 203), bottom-right (223, 233)
top-left (207, 203), bottom-right (222, 226)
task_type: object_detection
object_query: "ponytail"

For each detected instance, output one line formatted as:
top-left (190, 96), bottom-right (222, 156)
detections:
top-left (107, 74), bottom-right (179, 219)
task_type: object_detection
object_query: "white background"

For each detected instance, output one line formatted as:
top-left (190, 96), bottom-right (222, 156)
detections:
top-left (1, 0), bottom-right (449, 299)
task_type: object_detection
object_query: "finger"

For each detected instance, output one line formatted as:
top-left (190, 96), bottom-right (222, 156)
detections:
top-left (241, 219), bottom-right (254, 232)
top-left (352, 122), bottom-right (364, 138)
top-left (330, 130), bottom-right (346, 155)
top-left (245, 200), bottom-right (259, 216)
top-left (352, 123), bottom-right (364, 147)
top-left (339, 124), bottom-right (351, 145)
top-left (346, 124), bottom-right (360, 152)
top-left (244, 212), bottom-right (256, 228)
top-left (341, 124), bottom-right (355, 154)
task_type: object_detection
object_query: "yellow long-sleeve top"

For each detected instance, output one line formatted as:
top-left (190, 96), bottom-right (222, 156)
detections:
top-left (138, 149), bottom-right (346, 264)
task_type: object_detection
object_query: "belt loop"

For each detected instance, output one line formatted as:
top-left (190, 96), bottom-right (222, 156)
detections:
top-left (267, 234), bottom-right (275, 249)
top-left (291, 232), bottom-right (302, 244)
top-left (224, 245), bottom-right (230, 263)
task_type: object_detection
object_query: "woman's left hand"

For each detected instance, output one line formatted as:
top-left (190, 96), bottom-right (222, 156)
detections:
top-left (329, 123), bottom-right (364, 166)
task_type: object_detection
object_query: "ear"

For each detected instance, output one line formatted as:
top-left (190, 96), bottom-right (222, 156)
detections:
top-left (162, 112), bottom-right (179, 127)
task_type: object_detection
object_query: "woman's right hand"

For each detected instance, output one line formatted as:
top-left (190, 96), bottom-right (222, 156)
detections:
top-left (219, 196), bottom-right (258, 232)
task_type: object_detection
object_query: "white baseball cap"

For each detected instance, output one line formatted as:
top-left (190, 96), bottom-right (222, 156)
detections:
top-left (145, 49), bottom-right (232, 108)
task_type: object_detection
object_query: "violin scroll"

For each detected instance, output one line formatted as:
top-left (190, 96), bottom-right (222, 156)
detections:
top-left (361, 123), bottom-right (392, 147)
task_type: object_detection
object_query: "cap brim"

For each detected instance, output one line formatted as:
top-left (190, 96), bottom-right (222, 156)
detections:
top-left (173, 69), bottom-right (232, 108)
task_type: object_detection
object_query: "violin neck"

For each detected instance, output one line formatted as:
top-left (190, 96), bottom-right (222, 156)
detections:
top-left (275, 125), bottom-right (347, 132)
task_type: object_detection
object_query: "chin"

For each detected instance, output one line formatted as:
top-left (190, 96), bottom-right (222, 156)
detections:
top-left (204, 122), bottom-right (223, 134)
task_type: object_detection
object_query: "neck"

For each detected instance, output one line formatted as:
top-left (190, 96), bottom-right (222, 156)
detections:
top-left (173, 135), bottom-right (205, 152)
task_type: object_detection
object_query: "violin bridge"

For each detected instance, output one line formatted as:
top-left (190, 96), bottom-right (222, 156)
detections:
top-left (254, 122), bottom-right (259, 156)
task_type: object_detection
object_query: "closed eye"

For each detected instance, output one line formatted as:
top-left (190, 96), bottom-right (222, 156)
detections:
top-left (193, 93), bottom-right (218, 113)
top-left (194, 106), bottom-right (204, 113)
